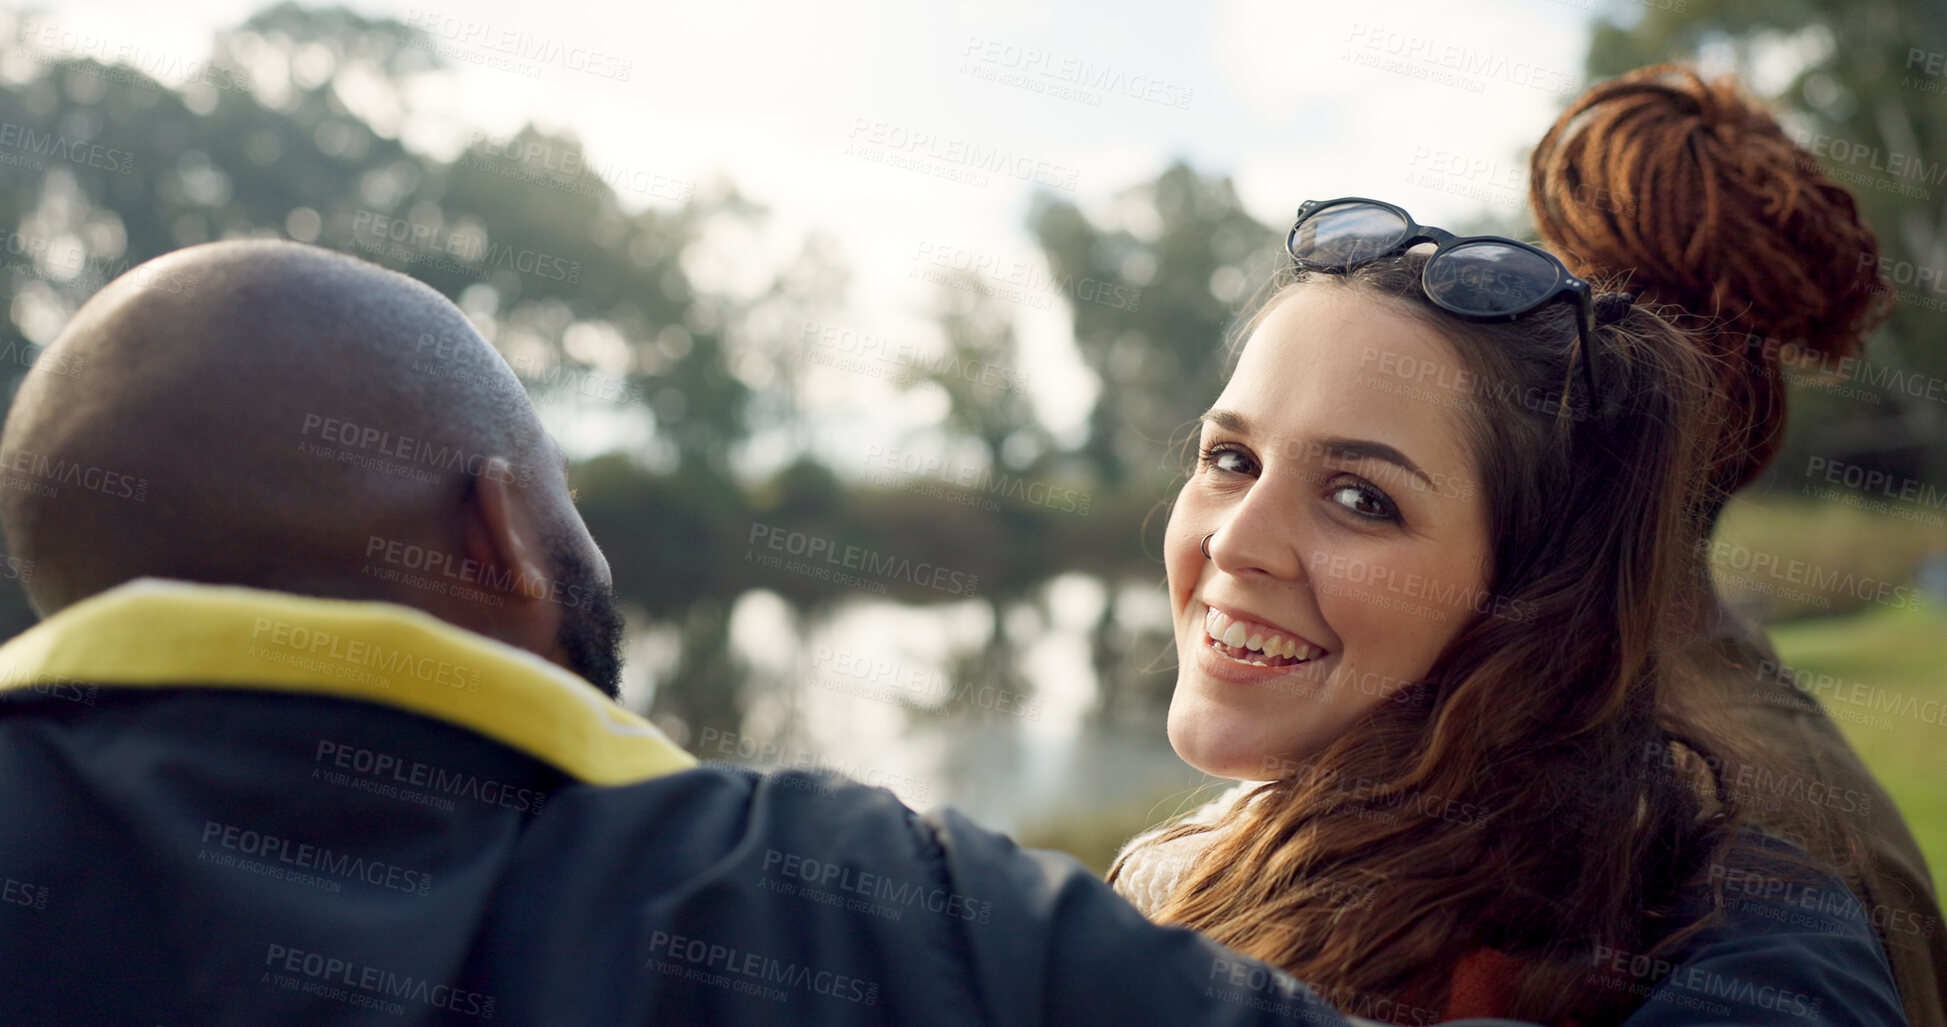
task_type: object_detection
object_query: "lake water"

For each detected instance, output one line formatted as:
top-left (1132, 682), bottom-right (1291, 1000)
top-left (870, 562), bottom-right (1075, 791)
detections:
top-left (623, 572), bottom-right (1209, 836)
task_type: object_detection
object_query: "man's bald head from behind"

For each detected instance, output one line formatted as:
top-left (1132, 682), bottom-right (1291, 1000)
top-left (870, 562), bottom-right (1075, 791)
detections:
top-left (0, 240), bottom-right (624, 697)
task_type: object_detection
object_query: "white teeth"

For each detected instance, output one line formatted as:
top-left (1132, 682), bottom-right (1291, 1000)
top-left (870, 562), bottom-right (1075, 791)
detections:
top-left (1205, 606), bottom-right (1326, 664)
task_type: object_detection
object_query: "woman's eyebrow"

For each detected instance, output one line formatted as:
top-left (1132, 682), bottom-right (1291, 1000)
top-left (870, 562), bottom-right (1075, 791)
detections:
top-left (1200, 408), bottom-right (1249, 434)
top-left (1202, 409), bottom-right (1432, 487)
top-left (1316, 437), bottom-right (1432, 487)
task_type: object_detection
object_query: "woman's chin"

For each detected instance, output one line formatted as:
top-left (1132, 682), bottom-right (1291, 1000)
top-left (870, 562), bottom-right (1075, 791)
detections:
top-left (1177, 750), bottom-right (1277, 781)
top-left (1167, 700), bottom-right (1275, 780)
top-left (1167, 670), bottom-right (1339, 781)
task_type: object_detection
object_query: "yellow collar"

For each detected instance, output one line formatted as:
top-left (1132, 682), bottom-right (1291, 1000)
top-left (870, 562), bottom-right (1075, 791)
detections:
top-left (0, 578), bottom-right (695, 785)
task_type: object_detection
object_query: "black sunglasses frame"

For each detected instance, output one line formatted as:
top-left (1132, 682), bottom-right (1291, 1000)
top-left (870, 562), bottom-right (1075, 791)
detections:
top-left (1285, 196), bottom-right (1599, 406)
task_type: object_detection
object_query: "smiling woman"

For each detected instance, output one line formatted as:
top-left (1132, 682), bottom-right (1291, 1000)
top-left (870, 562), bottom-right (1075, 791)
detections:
top-left (1165, 287), bottom-right (1493, 777)
top-left (1107, 200), bottom-right (1904, 1025)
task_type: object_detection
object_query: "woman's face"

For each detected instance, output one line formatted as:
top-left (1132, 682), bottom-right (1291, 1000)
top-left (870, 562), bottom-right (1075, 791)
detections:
top-left (1166, 285), bottom-right (1493, 780)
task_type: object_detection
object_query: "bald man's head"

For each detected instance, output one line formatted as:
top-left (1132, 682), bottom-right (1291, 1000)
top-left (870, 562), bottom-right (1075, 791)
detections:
top-left (0, 240), bottom-right (624, 696)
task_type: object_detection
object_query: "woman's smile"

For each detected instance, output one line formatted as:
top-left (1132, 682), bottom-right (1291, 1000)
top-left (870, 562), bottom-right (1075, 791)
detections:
top-left (1200, 603), bottom-right (1327, 667)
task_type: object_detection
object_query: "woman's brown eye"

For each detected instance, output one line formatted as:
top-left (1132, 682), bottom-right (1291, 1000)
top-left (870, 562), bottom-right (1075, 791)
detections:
top-left (1201, 446), bottom-right (1256, 475)
top-left (1329, 483), bottom-right (1398, 521)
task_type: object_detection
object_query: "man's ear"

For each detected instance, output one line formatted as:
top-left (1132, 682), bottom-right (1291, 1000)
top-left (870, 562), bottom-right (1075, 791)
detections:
top-left (462, 457), bottom-right (551, 603)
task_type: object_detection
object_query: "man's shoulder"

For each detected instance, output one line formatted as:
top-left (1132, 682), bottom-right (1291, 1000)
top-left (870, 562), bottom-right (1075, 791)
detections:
top-left (526, 763), bottom-right (976, 897)
top-left (1618, 831), bottom-right (1907, 1027)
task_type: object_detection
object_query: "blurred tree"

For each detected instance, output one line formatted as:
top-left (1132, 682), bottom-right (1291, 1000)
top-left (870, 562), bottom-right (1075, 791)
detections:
top-left (920, 273), bottom-right (1047, 463)
top-left (0, 4), bottom-right (764, 729)
top-left (1030, 162), bottom-right (1281, 489)
top-left (896, 276), bottom-right (1046, 725)
top-left (728, 229), bottom-right (851, 456)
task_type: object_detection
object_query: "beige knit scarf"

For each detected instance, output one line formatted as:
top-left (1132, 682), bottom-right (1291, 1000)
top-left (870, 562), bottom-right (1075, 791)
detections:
top-left (1109, 780), bottom-right (1260, 917)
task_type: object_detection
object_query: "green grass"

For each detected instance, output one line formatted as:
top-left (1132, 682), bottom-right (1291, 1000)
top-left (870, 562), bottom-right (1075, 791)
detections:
top-left (1713, 495), bottom-right (1947, 623)
top-left (1770, 601), bottom-right (1947, 897)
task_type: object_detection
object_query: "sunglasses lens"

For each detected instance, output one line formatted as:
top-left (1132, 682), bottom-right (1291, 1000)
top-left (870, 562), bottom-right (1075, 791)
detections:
top-left (1291, 202), bottom-right (1411, 267)
top-left (1423, 241), bottom-right (1562, 315)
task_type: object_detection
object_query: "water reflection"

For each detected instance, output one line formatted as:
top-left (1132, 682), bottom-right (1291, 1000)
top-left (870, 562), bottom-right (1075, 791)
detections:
top-left (631, 573), bottom-right (1198, 836)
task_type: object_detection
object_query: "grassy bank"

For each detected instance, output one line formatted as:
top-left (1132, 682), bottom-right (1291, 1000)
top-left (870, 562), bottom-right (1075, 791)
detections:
top-left (1771, 601), bottom-right (1947, 895)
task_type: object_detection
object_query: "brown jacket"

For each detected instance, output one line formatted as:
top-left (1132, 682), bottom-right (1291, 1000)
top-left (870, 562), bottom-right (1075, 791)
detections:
top-left (1698, 627), bottom-right (1946, 1027)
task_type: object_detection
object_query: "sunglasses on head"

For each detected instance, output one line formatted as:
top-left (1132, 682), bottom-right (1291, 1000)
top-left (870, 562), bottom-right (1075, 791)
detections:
top-left (1285, 197), bottom-right (1600, 405)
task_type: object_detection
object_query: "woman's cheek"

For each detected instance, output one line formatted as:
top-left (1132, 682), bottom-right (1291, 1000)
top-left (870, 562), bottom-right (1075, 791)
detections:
top-left (1165, 485), bottom-right (1217, 603)
top-left (1306, 546), bottom-right (1399, 653)
top-left (1311, 547), bottom-right (1470, 685)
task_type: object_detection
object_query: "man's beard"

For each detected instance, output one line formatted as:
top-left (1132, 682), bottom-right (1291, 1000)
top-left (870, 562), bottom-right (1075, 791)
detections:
top-left (547, 538), bottom-right (626, 700)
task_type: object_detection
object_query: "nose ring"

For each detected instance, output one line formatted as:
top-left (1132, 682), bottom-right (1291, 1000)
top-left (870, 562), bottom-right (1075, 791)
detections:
top-left (1200, 532), bottom-right (1215, 560)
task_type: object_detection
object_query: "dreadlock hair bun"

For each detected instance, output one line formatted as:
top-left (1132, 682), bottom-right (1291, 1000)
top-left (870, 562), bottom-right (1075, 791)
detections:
top-left (1528, 64), bottom-right (1891, 494)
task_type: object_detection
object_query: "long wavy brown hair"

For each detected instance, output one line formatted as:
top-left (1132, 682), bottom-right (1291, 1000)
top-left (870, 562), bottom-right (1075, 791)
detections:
top-left (1111, 253), bottom-right (1769, 1024)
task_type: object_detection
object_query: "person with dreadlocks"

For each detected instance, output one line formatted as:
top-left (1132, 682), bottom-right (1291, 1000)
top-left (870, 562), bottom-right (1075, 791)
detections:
top-left (1530, 63), bottom-right (1947, 1027)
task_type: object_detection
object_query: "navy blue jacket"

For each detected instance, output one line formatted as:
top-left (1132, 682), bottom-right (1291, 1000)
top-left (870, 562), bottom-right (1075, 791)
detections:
top-left (0, 580), bottom-right (1908, 1025)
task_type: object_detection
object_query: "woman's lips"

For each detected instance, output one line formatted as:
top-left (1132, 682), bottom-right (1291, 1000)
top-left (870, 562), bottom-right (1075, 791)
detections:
top-left (1202, 605), bottom-right (1326, 666)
